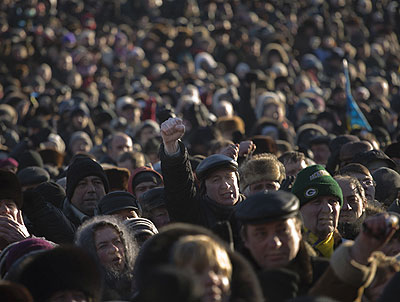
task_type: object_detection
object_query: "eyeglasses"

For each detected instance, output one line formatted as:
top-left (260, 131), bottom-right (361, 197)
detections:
top-left (361, 179), bottom-right (376, 187)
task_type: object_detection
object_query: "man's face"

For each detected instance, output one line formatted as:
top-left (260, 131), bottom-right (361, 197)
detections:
top-left (0, 199), bottom-right (19, 221)
top-left (71, 138), bottom-right (91, 155)
top-left (248, 180), bottom-right (280, 195)
top-left (348, 172), bottom-right (375, 203)
top-left (134, 181), bottom-right (161, 201)
top-left (285, 160), bottom-right (308, 177)
top-left (94, 226), bottom-right (125, 271)
top-left (139, 126), bottom-right (157, 145)
top-left (120, 106), bottom-right (141, 124)
top-left (300, 196), bottom-right (341, 239)
top-left (311, 143), bottom-right (331, 165)
top-left (336, 179), bottom-right (365, 224)
top-left (109, 134), bottom-right (133, 162)
top-left (243, 218), bottom-right (302, 269)
top-left (70, 176), bottom-right (106, 216)
top-left (205, 169), bottom-right (239, 206)
top-left (150, 206), bottom-right (170, 228)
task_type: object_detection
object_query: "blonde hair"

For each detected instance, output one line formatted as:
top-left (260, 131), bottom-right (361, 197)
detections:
top-left (171, 235), bottom-right (232, 280)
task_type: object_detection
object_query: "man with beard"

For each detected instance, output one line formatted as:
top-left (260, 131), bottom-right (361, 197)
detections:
top-left (292, 165), bottom-right (343, 258)
top-left (75, 216), bottom-right (138, 301)
top-left (334, 175), bottom-right (369, 239)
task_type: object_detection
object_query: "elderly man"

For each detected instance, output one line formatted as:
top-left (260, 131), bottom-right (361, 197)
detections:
top-left (235, 190), bottom-right (329, 298)
top-left (101, 132), bottom-right (133, 165)
top-left (64, 157), bottom-right (109, 228)
top-left (0, 170), bottom-right (30, 251)
top-left (160, 117), bottom-right (242, 243)
top-left (291, 165), bottom-right (343, 258)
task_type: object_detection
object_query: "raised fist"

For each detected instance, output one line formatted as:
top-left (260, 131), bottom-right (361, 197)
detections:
top-left (161, 117), bottom-right (185, 154)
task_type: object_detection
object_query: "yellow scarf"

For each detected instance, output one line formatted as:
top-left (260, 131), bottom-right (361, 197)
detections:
top-left (304, 228), bottom-right (335, 258)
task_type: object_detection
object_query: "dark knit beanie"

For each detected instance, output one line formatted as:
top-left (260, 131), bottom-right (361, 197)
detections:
top-left (132, 171), bottom-right (163, 191)
top-left (66, 158), bottom-right (109, 201)
top-left (0, 169), bottom-right (23, 209)
top-left (34, 181), bottom-right (66, 209)
top-left (291, 165), bottom-right (343, 207)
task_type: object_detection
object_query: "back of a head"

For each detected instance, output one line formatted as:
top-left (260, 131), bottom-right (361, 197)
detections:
top-left (7, 246), bottom-right (102, 302)
top-left (373, 167), bottom-right (400, 206)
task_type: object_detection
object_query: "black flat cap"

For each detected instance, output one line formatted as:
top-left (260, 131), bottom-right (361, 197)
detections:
top-left (355, 150), bottom-right (397, 170)
top-left (139, 187), bottom-right (166, 213)
top-left (195, 154), bottom-right (238, 181)
top-left (97, 191), bottom-right (138, 215)
top-left (17, 167), bottom-right (50, 187)
top-left (235, 191), bottom-right (300, 224)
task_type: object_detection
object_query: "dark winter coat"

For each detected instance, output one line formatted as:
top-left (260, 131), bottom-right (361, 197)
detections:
top-left (241, 239), bottom-right (330, 301)
top-left (159, 141), bottom-right (243, 245)
top-left (22, 190), bottom-right (75, 243)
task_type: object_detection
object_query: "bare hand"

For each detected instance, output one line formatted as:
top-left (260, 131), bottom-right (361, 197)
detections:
top-left (238, 140), bottom-right (256, 157)
top-left (219, 144), bottom-right (239, 161)
top-left (351, 213), bottom-right (399, 264)
top-left (161, 118), bottom-right (185, 154)
top-left (0, 214), bottom-right (30, 244)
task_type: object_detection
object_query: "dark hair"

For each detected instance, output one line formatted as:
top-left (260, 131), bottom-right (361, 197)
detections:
top-left (334, 175), bottom-right (366, 200)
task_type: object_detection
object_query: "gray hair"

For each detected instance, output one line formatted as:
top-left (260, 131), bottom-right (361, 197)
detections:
top-left (74, 215), bottom-right (138, 274)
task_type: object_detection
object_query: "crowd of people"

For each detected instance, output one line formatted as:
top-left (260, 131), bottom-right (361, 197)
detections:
top-left (0, 0), bottom-right (400, 301)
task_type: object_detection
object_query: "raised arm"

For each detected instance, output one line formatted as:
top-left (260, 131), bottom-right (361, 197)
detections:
top-left (160, 118), bottom-right (200, 222)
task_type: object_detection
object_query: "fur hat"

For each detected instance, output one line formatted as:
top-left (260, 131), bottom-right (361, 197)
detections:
top-left (0, 169), bottom-right (23, 209)
top-left (102, 164), bottom-right (130, 191)
top-left (66, 157), bottom-right (109, 201)
top-left (239, 153), bottom-right (285, 192)
top-left (291, 165), bottom-right (343, 207)
top-left (215, 116), bottom-right (245, 136)
top-left (38, 148), bottom-right (65, 168)
top-left (8, 246), bottom-right (102, 302)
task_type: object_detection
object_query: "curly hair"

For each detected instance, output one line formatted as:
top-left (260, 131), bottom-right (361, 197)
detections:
top-left (75, 215), bottom-right (138, 274)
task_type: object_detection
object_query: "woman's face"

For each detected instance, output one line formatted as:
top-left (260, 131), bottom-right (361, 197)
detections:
top-left (189, 265), bottom-right (230, 302)
top-left (94, 226), bottom-right (126, 271)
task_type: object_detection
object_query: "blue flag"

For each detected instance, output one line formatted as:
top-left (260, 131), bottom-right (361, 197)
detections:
top-left (343, 59), bottom-right (372, 132)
